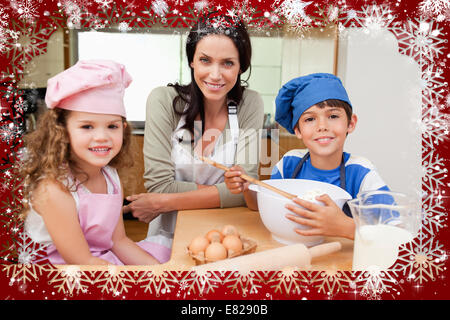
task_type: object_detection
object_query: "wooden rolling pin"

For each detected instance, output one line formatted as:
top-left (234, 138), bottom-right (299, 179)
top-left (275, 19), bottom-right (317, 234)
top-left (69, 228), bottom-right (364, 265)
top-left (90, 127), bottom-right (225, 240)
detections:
top-left (199, 156), bottom-right (296, 200)
top-left (191, 241), bottom-right (342, 272)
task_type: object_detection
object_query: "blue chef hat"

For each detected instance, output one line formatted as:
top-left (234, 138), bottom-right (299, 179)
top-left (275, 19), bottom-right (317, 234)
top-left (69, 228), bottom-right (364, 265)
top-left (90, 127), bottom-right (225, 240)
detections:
top-left (275, 73), bottom-right (352, 134)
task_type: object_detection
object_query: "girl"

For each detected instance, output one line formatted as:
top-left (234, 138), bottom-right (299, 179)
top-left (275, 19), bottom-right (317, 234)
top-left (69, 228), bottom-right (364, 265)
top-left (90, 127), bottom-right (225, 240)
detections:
top-left (123, 13), bottom-right (264, 257)
top-left (21, 60), bottom-right (170, 265)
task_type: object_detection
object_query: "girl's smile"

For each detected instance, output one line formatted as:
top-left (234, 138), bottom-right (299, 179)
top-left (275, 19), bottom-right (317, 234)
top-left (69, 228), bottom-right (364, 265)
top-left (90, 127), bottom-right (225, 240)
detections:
top-left (66, 111), bottom-right (125, 174)
top-left (88, 146), bottom-right (113, 156)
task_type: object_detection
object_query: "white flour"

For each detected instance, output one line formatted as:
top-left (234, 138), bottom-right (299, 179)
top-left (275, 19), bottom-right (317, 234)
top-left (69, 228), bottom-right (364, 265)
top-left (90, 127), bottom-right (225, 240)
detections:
top-left (299, 189), bottom-right (324, 201)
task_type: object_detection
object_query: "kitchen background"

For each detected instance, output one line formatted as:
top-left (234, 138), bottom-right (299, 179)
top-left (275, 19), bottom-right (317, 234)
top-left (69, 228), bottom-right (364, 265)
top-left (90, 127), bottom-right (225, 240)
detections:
top-left (18, 25), bottom-right (422, 201)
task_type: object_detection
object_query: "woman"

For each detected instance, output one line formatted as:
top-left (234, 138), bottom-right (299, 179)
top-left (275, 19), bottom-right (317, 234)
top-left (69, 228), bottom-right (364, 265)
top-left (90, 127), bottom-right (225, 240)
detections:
top-left (124, 13), bottom-right (264, 258)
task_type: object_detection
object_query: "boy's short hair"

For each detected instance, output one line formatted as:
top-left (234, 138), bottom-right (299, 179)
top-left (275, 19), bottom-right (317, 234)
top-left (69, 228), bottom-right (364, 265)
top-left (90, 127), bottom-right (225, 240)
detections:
top-left (295, 99), bottom-right (353, 131)
top-left (316, 99), bottom-right (353, 122)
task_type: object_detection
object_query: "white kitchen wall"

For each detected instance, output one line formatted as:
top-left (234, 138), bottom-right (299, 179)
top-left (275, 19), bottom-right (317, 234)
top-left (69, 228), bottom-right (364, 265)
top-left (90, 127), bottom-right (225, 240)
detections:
top-left (74, 30), bottom-right (335, 121)
top-left (337, 28), bottom-right (422, 198)
top-left (21, 27), bottom-right (420, 198)
top-left (245, 31), bottom-right (335, 115)
top-left (243, 36), bottom-right (282, 115)
top-left (77, 31), bottom-right (182, 123)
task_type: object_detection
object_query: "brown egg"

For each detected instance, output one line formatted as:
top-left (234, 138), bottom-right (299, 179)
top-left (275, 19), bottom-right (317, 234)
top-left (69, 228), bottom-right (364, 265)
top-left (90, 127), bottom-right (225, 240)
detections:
top-left (222, 235), bottom-right (243, 254)
top-left (206, 229), bottom-right (224, 243)
top-left (205, 242), bottom-right (228, 261)
top-left (242, 240), bottom-right (252, 251)
top-left (188, 236), bottom-right (210, 254)
top-left (221, 224), bottom-right (239, 237)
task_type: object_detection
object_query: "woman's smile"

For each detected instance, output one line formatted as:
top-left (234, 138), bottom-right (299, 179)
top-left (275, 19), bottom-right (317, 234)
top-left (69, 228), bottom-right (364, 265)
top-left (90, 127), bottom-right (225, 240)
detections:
top-left (203, 81), bottom-right (225, 91)
top-left (190, 34), bottom-right (240, 105)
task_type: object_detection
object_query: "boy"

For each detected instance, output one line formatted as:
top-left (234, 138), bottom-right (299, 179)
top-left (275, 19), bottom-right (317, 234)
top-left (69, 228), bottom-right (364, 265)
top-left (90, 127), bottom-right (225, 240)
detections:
top-left (224, 73), bottom-right (389, 240)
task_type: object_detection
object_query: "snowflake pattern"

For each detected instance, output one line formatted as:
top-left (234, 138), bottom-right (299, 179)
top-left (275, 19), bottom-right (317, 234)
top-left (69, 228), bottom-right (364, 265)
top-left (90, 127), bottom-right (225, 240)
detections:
top-left (422, 150), bottom-right (447, 209)
top-left (136, 6), bottom-right (159, 28)
top-left (353, 268), bottom-right (399, 300)
top-left (391, 18), bottom-right (446, 64)
top-left (152, 0), bottom-right (170, 17)
top-left (222, 270), bottom-right (266, 297)
top-left (137, 270), bottom-right (179, 296)
top-left (0, 27), bottom-right (9, 53)
top-left (395, 232), bottom-right (446, 283)
top-left (181, 270), bottom-right (222, 296)
top-left (0, 1), bottom-right (448, 300)
top-left (274, 0), bottom-right (312, 23)
top-left (15, 232), bottom-right (49, 265)
top-left (94, 0), bottom-right (114, 11)
top-left (0, 121), bottom-right (24, 143)
top-left (194, 0), bottom-right (209, 12)
top-left (272, 0), bottom-right (313, 34)
top-left (267, 268), bottom-right (308, 295)
top-left (229, 0), bottom-right (260, 25)
top-left (10, 0), bottom-right (39, 23)
top-left (421, 63), bottom-right (447, 102)
top-left (171, 0), bottom-right (187, 7)
top-left (93, 267), bottom-right (137, 297)
top-left (342, 4), bottom-right (395, 28)
top-left (3, 263), bottom-right (48, 285)
top-left (47, 265), bottom-right (91, 296)
top-left (419, 0), bottom-right (450, 21)
top-left (422, 104), bottom-right (449, 150)
top-left (422, 189), bottom-right (447, 235)
top-left (60, 0), bottom-right (85, 29)
top-left (309, 269), bottom-right (352, 297)
top-left (0, 7), bottom-right (10, 27)
top-left (3, 20), bottom-right (55, 79)
top-left (1, 231), bottom-right (49, 285)
top-left (311, 4), bottom-right (342, 26)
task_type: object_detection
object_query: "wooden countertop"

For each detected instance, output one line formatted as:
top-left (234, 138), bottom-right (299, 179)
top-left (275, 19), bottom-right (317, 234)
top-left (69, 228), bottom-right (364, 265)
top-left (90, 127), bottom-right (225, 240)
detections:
top-left (153, 206), bottom-right (354, 272)
top-left (75, 207), bottom-right (354, 272)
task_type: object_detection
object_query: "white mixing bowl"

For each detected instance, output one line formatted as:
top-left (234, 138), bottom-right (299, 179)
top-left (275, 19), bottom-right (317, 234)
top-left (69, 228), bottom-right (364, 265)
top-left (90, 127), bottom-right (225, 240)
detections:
top-left (249, 179), bottom-right (352, 246)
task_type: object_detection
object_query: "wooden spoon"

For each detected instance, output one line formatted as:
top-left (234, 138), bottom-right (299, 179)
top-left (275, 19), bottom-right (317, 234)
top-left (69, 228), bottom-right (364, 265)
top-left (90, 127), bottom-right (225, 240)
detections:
top-left (199, 156), bottom-right (296, 200)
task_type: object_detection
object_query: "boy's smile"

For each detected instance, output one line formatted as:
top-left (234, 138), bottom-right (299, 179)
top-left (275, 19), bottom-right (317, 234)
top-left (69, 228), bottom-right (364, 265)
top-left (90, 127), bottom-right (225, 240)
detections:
top-left (314, 136), bottom-right (335, 145)
top-left (294, 104), bottom-right (357, 169)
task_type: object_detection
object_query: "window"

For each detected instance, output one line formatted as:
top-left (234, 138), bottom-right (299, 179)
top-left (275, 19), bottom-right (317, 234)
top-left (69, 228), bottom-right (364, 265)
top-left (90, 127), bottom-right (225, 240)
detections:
top-left (74, 29), bottom-right (336, 128)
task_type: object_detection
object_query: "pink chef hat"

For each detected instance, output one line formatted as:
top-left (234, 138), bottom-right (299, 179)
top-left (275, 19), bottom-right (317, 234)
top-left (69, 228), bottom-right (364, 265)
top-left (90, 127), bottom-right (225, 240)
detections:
top-left (45, 60), bottom-right (132, 118)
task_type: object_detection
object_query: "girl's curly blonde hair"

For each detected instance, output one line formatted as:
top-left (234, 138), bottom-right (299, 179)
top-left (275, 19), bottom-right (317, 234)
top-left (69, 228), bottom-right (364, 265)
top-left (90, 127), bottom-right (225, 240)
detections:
top-left (19, 108), bottom-right (134, 215)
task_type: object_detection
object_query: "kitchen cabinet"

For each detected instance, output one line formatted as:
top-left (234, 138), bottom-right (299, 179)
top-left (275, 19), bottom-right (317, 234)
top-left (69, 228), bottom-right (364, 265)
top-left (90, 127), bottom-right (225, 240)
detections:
top-left (118, 134), bottom-right (147, 198)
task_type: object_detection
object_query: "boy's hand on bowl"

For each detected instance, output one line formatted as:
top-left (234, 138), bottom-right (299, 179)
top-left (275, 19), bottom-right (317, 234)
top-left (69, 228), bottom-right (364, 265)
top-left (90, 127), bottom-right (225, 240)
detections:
top-left (285, 194), bottom-right (355, 239)
top-left (224, 166), bottom-right (250, 194)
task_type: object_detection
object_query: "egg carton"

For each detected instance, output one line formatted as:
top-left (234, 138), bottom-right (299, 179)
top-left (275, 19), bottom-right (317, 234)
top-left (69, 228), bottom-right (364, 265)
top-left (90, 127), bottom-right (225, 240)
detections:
top-left (187, 236), bottom-right (258, 265)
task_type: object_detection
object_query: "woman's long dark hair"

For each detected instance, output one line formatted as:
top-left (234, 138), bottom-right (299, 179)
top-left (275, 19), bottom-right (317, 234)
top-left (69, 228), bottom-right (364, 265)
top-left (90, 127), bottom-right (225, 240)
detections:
top-left (168, 13), bottom-right (252, 135)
